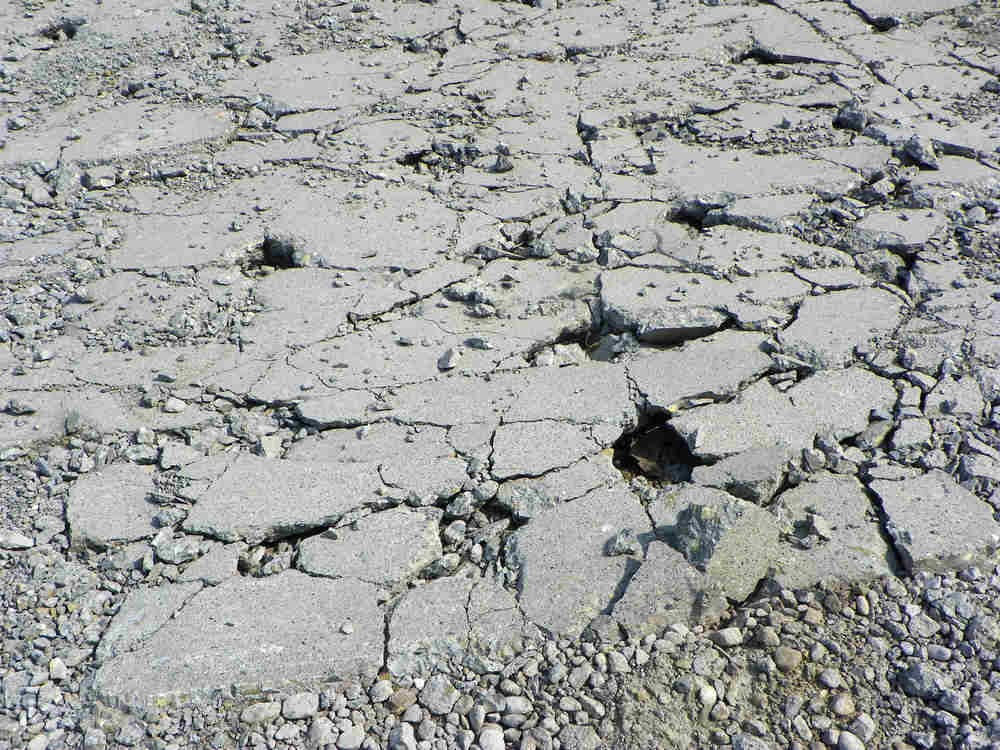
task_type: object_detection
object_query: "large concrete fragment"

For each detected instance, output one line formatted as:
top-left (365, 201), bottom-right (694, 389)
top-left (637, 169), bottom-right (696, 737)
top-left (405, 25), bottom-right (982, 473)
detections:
top-left (627, 331), bottom-right (772, 413)
top-left (491, 421), bottom-right (598, 479)
top-left (671, 368), bottom-right (895, 460)
top-left (869, 471), bottom-right (1000, 573)
top-left (92, 572), bottom-right (383, 711)
top-left (775, 287), bottom-right (905, 369)
top-left (181, 454), bottom-right (384, 544)
top-left (96, 582), bottom-right (203, 663)
top-left (692, 443), bottom-right (795, 504)
top-left (67, 464), bottom-right (159, 550)
top-left (672, 498), bottom-right (782, 603)
top-left (505, 487), bottom-right (650, 638)
top-left (386, 573), bottom-right (529, 678)
top-left (296, 507), bottom-right (443, 590)
top-left (771, 473), bottom-right (896, 589)
top-left (612, 542), bottom-right (725, 637)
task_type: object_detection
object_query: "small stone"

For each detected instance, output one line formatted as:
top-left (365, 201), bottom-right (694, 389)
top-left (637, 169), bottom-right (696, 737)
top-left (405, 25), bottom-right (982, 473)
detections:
top-left (478, 723), bottom-right (505, 750)
top-left (818, 668), bottom-right (842, 689)
top-left (283, 692), bottom-right (319, 719)
top-left (437, 347), bottom-right (461, 371)
top-left (774, 646), bottom-right (802, 672)
top-left (830, 693), bottom-right (855, 716)
top-left (370, 680), bottom-right (393, 703)
top-left (337, 724), bottom-right (365, 750)
top-left (0, 529), bottom-right (34, 550)
top-left (49, 657), bottom-right (68, 681)
top-left (838, 729), bottom-right (865, 750)
top-left (241, 702), bottom-right (282, 723)
top-left (341, 622), bottom-right (355, 635)
top-left (388, 722), bottom-right (418, 750)
top-left (902, 135), bottom-right (939, 170)
top-left (709, 627), bottom-right (743, 647)
top-left (162, 397), bottom-right (187, 413)
top-left (420, 674), bottom-right (460, 714)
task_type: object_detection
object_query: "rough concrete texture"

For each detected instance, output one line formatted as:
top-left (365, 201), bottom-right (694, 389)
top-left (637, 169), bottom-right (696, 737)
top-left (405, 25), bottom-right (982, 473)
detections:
top-left (2, 0), bottom-right (1000, 744)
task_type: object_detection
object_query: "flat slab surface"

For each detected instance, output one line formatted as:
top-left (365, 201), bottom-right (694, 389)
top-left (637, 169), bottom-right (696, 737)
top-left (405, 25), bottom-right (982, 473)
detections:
top-left (92, 572), bottom-right (383, 710)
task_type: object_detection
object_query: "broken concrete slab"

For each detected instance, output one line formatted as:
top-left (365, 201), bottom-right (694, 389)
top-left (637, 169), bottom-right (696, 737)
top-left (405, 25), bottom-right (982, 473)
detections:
top-left (692, 443), bottom-right (795, 504)
top-left (611, 542), bottom-right (723, 637)
top-left (771, 473), bottom-right (896, 589)
top-left (505, 487), bottom-right (650, 639)
top-left (181, 454), bottom-right (384, 545)
top-left (66, 464), bottom-right (159, 550)
top-left (296, 507), bottom-right (443, 590)
top-left (92, 572), bottom-right (383, 711)
top-left (386, 572), bottom-right (530, 678)
top-left (491, 421), bottom-right (598, 480)
top-left (627, 330), bottom-right (772, 414)
top-left (96, 582), bottom-right (203, 663)
top-left (775, 287), bottom-right (906, 370)
top-left (869, 470), bottom-right (1000, 573)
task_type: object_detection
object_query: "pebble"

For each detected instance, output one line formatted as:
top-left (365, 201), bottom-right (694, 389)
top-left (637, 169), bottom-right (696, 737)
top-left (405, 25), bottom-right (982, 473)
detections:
top-left (283, 692), bottom-right (319, 719)
top-left (774, 646), bottom-right (803, 672)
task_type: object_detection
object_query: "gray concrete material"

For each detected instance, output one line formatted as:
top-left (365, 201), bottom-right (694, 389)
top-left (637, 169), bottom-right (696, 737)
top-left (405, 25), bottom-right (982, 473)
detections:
top-left (611, 542), bottom-right (722, 638)
top-left (66, 464), bottom-right (159, 550)
top-left (0, 101), bottom-right (233, 169)
top-left (386, 573), bottom-right (529, 678)
top-left (491, 422), bottom-right (599, 480)
top-left (673, 498), bottom-right (782, 604)
top-left (92, 572), bottom-right (383, 711)
top-left (296, 507), bottom-right (443, 590)
top-left (691, 443), bottom-right (795, 505)
top-left (495, 454), bottom-right (620, 522)
top-left (627, 331), bottom-right (772, 413)
top-left (775, 287), bottom-right (906, 370)
top-left (176, 543), bottom-right (242, 587)
top-left (505, 486), bottom-right (650, 639)
top-left (182, 454), bottom-right (384, 545)
top-left (770, 473), bottom-right (896, 590)
top-left (869, 471), bottom-right (1000, 573)
top-left (96, 582), bottom-right (203, 663)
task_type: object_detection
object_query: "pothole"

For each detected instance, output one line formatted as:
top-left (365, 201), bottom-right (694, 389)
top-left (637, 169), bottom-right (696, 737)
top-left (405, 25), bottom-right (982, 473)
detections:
top-left (611, 413), bottom-right (706, 484)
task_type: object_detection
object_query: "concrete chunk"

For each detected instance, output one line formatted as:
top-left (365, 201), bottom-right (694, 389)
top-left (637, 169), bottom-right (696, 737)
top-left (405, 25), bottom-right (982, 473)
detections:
top-left (869, 471), bottom-right (1000, 573)
top-left (92, 572), bottom-right (383, 711)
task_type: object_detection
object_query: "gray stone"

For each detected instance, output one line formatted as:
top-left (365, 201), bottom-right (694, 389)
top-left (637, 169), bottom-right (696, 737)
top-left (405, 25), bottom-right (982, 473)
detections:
top-left (419, 675), bottom-right (460, 715)
top-left (558, 724), bottom-right (602, 750)
top-left (869, 471), bottom-right (1000, 573)
top-left (283, 692), bottom-right (319, 720)
top-left (93, 572), bottom-right (383, 710)
top-left (898, 662), bottom-right (948, 699)
top-left (177, 543), bottom-right (241, 586)
top-left (0, 529), bottom-right (34, 550)
top-left (297, 507), bottom-right (442, 590)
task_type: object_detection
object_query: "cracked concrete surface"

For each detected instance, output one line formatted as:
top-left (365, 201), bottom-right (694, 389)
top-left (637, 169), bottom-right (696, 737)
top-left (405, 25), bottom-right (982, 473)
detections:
top-left (1, 0), bottom-right (1000, 739)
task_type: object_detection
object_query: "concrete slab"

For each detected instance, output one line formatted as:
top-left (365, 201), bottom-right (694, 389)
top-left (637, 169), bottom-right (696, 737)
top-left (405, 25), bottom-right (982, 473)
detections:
top-left (869, 471), bottom-right (1000, 573)
top-left (771, 473), bottom-right (896, 589)
top-left (67, 464), bottom-right (159, 550)
top-left (181, 454), bottom-right (385, 545)
top-left (386, 573), bottom-right (529, 678)
top-left (296, 507), bottom-right (443, 590)
top-left (775, 287), bottom-right (906, 369)
top-left (627, 331), bottom-right (772, 413)
top-left (92, 572), bottom-right (383, 711)
top-left (505, 486), bottom-right (650, 639)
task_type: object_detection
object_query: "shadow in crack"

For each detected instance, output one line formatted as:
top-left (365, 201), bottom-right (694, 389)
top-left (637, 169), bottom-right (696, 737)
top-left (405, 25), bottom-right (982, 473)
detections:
top-left (611, 414), bottom-right (707, 484)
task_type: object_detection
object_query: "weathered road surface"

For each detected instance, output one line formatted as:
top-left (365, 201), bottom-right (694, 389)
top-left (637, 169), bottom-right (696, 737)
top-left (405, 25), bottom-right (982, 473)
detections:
top-left (2, 0), bottom-right (1000, 747)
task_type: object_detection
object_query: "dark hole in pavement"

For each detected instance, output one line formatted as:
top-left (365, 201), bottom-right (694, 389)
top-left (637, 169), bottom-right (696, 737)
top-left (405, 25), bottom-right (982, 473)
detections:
top-left (40, 17), bottom-right (87, 40)
top-left (612, 413), bottom-right (705, 484)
